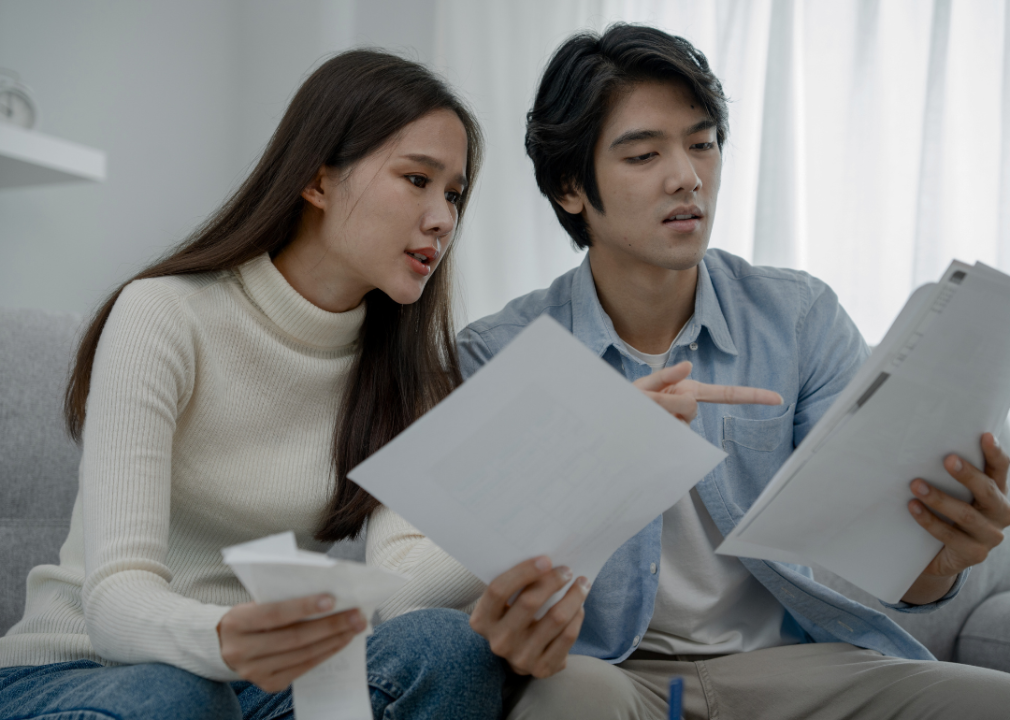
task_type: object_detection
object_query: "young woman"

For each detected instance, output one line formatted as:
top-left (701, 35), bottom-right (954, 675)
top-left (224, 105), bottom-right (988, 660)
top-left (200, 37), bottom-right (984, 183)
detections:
top-left (0, 51), bottom-right (505, 720)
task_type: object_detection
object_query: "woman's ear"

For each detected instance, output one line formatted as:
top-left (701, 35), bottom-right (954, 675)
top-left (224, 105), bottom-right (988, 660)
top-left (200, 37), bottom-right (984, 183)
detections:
top-left (301, 166), bottom-right (329, 209)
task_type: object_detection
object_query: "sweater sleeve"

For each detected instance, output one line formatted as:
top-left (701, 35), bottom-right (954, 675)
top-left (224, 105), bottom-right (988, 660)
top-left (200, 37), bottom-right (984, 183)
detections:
top-left (366, 506), bottom-right (486, 622)
top-left (80, 280), bottom-right (240, 681)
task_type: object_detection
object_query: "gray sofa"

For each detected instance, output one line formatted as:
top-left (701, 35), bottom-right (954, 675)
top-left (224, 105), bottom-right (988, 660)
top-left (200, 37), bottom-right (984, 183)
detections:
top-left (2, 307), bottom-right (1008, 672)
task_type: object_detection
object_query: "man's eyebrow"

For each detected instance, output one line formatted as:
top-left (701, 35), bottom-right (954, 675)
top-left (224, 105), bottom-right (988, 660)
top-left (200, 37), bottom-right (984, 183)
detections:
top-left (607, 120), bottom-right (718, 151)
top-left (608, 129), bottom-right (664, 151)
top-left (402, 153), bottom-right (468, 190)
top-left (684, 118), bottom-right (717, 136)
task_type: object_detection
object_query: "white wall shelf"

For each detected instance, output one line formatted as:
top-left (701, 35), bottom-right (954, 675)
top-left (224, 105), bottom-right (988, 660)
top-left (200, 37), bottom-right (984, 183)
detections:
top-left (0, 124), bottom-right (106, 189)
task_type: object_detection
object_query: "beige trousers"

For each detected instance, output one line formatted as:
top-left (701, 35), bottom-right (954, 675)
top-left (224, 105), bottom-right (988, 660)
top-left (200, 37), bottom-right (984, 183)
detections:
top-left (505, 643), bottom-right (1010, 720)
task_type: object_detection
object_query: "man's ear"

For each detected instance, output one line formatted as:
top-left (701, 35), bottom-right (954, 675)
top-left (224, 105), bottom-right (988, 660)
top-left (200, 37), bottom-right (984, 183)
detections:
top-left (556, 183), bottom-right (586, 216)
top-left (301, 166), bottom-right (329, 210)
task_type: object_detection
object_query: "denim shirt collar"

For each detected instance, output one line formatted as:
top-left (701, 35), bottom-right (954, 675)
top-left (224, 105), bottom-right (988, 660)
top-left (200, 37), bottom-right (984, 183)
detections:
top-left (569, 253), bottom-right (739, 363)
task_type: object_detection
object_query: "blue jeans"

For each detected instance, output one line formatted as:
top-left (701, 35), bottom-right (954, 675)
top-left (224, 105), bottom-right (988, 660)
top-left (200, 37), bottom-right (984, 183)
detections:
top-left (0, 608), bottom-right (505, 720)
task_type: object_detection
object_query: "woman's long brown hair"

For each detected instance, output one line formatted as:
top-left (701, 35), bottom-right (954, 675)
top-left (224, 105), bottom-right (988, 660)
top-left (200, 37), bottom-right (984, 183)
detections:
top-left (64, 50), bottom-right (483, 541)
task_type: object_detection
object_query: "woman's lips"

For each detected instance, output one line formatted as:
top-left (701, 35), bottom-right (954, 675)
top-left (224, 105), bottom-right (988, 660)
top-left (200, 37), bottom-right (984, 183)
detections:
top-left (405, 252), bottom-right (432, 276)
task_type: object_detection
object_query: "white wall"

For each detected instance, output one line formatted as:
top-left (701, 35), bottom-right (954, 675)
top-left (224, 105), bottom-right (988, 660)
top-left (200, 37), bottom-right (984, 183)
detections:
top-left (0, 0), bottom-right (244, 313)
top-left (0, 0), bottom-right (432, 314)
top-left (233, 1), bottom-right (356, 174)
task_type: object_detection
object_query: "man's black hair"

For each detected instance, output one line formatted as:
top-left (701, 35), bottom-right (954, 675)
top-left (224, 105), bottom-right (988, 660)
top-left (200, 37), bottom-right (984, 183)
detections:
top-left (525, 24), bottom-right (729, 249)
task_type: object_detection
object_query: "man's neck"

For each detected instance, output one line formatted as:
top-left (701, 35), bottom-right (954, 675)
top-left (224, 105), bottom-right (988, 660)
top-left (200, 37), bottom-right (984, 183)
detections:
top-left (587, 248), bottom-right (699, 355)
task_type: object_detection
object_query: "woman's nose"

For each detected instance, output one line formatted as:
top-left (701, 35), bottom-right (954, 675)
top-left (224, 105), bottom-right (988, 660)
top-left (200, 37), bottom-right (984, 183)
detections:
top-left (422, 198), bottom-right (457, 237)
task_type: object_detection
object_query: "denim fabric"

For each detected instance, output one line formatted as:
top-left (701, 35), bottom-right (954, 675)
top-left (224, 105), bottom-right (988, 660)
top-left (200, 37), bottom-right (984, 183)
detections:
top-left (457, 250), bottom-right (966, 665)
top-left (0, 608), bottom-right (505, 720)
top-left (365, 608), bottom-right (506, 720)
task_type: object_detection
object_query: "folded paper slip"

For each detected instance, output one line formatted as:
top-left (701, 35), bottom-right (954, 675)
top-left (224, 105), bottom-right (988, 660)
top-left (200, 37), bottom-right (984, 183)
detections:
top-left (717, 261), bottom-right (1010, 603)
top-left (349, 314), bottom-right (727, 615)
top-left (222, 532), bottom-right (408, 720)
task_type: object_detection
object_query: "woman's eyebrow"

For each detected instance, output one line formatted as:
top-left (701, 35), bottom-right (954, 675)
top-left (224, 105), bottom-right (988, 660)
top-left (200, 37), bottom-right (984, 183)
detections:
top-left (402, 153), bottom-right (468, 190)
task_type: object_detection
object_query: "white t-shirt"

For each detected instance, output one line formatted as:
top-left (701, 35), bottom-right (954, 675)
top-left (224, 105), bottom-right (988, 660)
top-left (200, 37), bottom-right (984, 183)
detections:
top-left (621, 338), bottom-right (801, 655)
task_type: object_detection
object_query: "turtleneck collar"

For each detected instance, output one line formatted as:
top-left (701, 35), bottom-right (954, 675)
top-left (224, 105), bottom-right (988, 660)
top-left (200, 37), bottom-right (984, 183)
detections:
top-left (236, 253), bottom-right (365, 350)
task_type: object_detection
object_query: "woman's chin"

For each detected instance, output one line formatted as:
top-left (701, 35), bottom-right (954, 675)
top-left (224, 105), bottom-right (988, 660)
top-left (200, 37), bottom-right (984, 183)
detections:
top-left (383, 282), bottom-right (426, 306)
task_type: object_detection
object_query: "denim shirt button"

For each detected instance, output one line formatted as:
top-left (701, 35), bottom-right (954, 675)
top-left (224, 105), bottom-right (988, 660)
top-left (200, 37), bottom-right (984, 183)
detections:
top-left (689, 342), bottom-right (698, 351)
top-left (633, 635), bottom-right (641, 645)
top-left (650, 562), bottom-right (657, 574)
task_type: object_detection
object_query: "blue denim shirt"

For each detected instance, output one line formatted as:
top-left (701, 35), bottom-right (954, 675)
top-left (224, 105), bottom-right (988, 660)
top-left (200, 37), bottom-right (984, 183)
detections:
top-left (457, 249), bottom-right (966, 664)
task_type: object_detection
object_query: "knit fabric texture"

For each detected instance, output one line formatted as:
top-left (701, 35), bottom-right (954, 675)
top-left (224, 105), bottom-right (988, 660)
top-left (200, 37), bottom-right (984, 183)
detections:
top-left (0, 254), bottom-right (364, 680)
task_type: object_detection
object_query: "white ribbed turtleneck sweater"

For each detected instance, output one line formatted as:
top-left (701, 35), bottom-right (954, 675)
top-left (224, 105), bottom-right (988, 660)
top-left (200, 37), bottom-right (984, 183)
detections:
top-left (0, 254), bottom-right (364, 680)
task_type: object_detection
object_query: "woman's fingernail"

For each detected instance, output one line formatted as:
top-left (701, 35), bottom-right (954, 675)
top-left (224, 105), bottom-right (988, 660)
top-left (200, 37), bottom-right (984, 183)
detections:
top-left (351, 610), bottom-right (366, 631)
top-left (577, 577), bottom-right (591, 593)
top-left (912, 480), bottom-right (929, 496)
top-left (534, 557), bottom-right (551, 572)
top-left (558, 566), bottom-right (573, 582)
top-left (910, 502), bottom-right (923, 516)
top-left (949, 456), bottom-right (963, 472)
top-left (317, 595), bottom-right (335, 611)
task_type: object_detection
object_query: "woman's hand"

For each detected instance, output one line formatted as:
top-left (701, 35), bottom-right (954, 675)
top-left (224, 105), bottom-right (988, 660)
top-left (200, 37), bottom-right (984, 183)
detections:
top-left (633, 360), bottom-right (784, 423)
top-left (470, 556), bottom-right (589, 679)
top-left (218, 593), bottom-right (367, 692)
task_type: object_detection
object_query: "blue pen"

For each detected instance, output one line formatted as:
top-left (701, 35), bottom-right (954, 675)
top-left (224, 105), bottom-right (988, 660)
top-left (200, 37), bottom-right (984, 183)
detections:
top-left (668, 676), bottom-right (683, 720)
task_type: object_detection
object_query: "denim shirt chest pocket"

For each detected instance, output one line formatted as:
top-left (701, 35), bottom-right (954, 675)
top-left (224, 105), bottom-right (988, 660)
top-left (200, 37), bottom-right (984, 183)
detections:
top-left (720, 403), bottom-right (797, 516)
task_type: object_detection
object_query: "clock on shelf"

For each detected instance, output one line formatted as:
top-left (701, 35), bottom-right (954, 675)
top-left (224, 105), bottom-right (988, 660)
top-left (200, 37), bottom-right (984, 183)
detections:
top-left (0, 69), bottom-right (38, 130)
top-left (0, 68), bottom-right (105, 189)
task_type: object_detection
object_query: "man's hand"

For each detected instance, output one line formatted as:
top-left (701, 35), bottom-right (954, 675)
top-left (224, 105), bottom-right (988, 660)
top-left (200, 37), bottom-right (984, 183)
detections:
top-left (470, 556), bottom-right (590, 679)
top-left (218, 594), bottom-right (367, 692)
top-left (633, 361), bottom-right (784, 423)
top-left (902, 432), bottom-right (1010, 605)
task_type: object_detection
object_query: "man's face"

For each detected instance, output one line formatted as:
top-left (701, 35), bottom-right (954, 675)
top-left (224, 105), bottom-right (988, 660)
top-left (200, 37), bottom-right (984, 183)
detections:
top-left (561, 80), bottom-right (722, 274)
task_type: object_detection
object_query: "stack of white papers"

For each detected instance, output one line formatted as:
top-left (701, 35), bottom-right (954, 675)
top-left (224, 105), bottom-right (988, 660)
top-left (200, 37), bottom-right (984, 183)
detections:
top-left (349, 315), bottom-right (727, 614)
top-left (717, 261), bottom-right (1010, 602)
top-left (222, 532), bottom-right (407, 720)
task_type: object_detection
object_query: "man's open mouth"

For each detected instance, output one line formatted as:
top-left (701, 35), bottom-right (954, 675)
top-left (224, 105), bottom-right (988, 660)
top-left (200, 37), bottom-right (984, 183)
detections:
top-left (663, 207), bottom-right (703, 222)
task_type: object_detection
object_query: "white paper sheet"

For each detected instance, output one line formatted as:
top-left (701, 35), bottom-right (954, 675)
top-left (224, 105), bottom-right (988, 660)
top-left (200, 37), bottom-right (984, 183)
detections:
top-left (222, 532), bottom-right (408, 720)
top-left (349, 314), bottom-right (727, 613)
top-left (718, 261), bottom-right (1010, 602)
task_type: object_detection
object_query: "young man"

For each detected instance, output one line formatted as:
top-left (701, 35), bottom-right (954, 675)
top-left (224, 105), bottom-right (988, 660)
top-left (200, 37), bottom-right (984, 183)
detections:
top-left (368, 24), bottom-right (1010, 719)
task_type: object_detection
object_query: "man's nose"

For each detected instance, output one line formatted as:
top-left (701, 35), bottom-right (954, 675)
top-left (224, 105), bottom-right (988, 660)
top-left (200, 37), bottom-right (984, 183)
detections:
top-left (663, 151), bottom-right (702, 195)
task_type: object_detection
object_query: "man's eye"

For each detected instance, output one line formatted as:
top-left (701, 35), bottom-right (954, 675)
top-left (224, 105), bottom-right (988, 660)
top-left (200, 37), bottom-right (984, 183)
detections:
top-left (627, 152), bottom-right (656, 163)
top-left (692, 142), bottom-right (715, 151)
top-left (407, 175), bottom-right (428, 188)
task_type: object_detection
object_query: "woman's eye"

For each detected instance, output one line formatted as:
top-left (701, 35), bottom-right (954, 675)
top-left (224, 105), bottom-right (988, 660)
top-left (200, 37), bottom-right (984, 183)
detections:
top-left (445, 190), bottom-right (462, 205)
top-left (406, 175), bottom-right (428, 188)
top-left (692, 142), bottom-right (715, 151)
top-left (627, 152), bottom-right (656, 163)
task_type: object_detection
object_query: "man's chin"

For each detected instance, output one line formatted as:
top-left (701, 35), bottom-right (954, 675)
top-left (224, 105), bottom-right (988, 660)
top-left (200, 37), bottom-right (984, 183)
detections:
top-left (588, 235), bottom-right (709, 274)
top-left (656, 241), bottom-right (709, 272)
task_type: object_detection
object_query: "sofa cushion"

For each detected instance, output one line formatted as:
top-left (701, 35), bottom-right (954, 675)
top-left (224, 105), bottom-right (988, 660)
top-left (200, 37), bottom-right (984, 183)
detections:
top-left (955, 591), bottom-right (1010, 672)
top-left (327, 534), bottom-right (366, 563)
top-left (0, 309), bottom-right (84, 518)
top-left (813, 534), bottom-right (1010, 662)
top-left (1, 308), bottom-right (84, 635)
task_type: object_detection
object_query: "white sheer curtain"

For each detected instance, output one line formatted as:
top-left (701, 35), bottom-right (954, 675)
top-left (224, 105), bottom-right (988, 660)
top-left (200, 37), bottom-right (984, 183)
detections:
top-left (434, 0), bottom-right (1010, 344)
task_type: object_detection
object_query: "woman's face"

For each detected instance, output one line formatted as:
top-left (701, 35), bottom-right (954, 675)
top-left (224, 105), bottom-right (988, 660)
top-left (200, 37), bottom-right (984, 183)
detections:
top-left (280, 108), bottom-right (469, 312)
